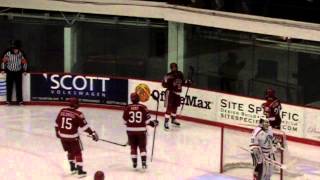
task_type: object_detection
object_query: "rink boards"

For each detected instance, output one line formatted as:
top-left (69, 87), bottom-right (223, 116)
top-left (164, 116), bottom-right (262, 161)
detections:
top-left (0, 73), bottom-right (319, 143)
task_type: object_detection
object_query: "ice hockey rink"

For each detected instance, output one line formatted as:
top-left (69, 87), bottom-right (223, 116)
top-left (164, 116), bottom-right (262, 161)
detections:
top-left (1, 105), bottom-right (320, 180)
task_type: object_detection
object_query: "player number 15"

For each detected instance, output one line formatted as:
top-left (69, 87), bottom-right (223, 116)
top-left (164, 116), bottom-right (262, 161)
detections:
top-left (61, 117), bottom-right (72, 129)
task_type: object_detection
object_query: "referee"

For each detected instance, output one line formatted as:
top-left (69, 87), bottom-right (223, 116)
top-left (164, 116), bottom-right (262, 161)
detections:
top-left (1, 40), bottom-right (28, 105)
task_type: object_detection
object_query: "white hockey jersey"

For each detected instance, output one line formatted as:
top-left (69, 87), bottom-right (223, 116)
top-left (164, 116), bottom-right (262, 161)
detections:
top-left (250, 126), bottom-right (274, 155)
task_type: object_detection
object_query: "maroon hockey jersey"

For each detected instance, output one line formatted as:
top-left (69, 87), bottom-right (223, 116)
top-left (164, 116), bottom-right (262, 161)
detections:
top-left (55, 108), bottom-right (89, 139)
top-left (262, 98), bottom-right (282, 121)
top-left (123, 104), bottom-right (151, 134)
top-left (162, 71), bottom-right (185, 93)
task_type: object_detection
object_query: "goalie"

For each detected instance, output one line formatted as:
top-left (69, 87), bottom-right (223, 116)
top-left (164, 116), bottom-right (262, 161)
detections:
top-left (250, 118), bottom-right (280, 180)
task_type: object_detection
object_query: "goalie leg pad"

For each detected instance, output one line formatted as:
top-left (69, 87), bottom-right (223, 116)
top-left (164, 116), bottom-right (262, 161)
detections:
top-left (254, 163), bottom-right (263, 180)
top-left (251, 148), bottom-right (264, 165)
top-left (262, 160), bottom-right (273, 180)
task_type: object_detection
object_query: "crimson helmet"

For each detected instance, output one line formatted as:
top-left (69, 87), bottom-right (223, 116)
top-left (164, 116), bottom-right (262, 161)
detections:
top-left (130, 92), bottom-right (140, 103)
top-left (94, 171), bottom-right (105, 180)
top-left (264, 88), bottom-right (275, 100)
top-left (69, 97), bottom-right (80, 108)
top-left (170, 62), bottom-right (178, 71)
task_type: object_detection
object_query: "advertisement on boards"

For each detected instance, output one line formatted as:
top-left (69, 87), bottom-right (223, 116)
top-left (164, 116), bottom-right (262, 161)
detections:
top-left (304, 108), bottom-right (320, 141)
top-left (0, 73), bottom-right (30, 102)
top-left (128, 79), bottom-right (166, 112)
top-left (0, 73), bottom-right (6, 101)
top-left (128, 79), bottom-right (305, 138)
top-left (31, 73), bottom-right (128, 105)
top-left (216, 93), bottom-right (304, 137)
top-left (128, 79), bottom-right (216, 120)
top-left (216, 93), bottom-right (266, 126)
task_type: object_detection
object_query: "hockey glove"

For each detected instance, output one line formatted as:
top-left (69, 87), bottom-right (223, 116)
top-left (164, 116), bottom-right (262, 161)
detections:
top-left (185, 79), bottom-right (192, 86)
top-left (91, 131), bottom-right (99, 141)
top-left (149, 120), bottom-right (159, 127)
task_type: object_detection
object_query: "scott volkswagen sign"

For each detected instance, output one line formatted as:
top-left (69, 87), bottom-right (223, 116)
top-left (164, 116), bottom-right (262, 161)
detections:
top-left (31, 73), bottom-right (128, 105)
top-left (45, 74), bottom-right (110, 97)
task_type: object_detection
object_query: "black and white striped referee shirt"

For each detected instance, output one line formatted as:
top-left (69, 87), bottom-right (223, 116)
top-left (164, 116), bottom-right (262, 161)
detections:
top-left (1, 50), bottom-right (28, 72)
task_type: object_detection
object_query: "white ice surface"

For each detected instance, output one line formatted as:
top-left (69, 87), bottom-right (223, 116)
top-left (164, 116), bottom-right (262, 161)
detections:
top-left (0, 105), bottom-right (319, 180)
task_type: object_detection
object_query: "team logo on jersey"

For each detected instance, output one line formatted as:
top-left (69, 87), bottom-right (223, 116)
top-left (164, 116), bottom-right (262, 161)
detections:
top-left (135, 83), bottom-right (151, 102)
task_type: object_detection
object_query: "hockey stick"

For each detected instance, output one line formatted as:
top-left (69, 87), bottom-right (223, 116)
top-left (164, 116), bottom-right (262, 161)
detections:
top-left (86, 135), bottom-right (127, 147)
top-left (150, 90), bottom-right (160, 162)
top-left (179, 66), bottom-right (194, 115)
top-left (239, 146), bottom-right (287, 170)
top-left (239, 146), bottom-right (305, 177)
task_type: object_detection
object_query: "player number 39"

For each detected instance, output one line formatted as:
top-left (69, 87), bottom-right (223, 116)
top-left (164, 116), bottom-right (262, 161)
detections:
top-left (128, 111), bottom-right (142, 123)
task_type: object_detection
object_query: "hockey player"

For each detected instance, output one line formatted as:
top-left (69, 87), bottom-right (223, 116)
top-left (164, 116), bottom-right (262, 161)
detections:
top-left (262, 88), bottom-right (282, 130)
top-left (55, 97), bottom-right (99, 178)
top-left (162, 62), bottom-right (191, 130)
top-left (123, 92), bottom-right (158, 169)
top-left (250, 118), bottom-right (278, 180)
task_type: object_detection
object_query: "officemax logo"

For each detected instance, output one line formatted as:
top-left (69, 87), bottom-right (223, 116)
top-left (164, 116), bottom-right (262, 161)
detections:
top-left (152, 90), bottom-right (212, 110)
top-left (182, 95), bottom-right (212, 109)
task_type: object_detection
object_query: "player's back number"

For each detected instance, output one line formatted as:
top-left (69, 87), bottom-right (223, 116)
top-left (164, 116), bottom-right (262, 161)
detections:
top-left (128, 111), bottom-right (142, 123)
top-left (61, 117), bottom-right (72, 130)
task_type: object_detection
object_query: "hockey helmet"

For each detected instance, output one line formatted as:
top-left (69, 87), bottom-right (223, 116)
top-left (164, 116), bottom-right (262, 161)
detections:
top-left (170, 62), bottom-right (178, 71)
top-left (264, 88), bottom-right (275, 100)
top-left (94, 171), bottom-right (105, 180)
top-left (69, 97), bottom-right (80, 108)
top-left (130, 92), bottom-right (140, 103)
top-left (259, 118), bottom-right (269, 130)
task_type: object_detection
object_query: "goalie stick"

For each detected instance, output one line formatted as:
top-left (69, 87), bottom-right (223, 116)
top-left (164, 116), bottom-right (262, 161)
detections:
top-left (239, 146), bottom-right (287, 170)
top-left (239, 146), bottom-right (305, 177)
top-left (86, 135), bottom-right (127, 147)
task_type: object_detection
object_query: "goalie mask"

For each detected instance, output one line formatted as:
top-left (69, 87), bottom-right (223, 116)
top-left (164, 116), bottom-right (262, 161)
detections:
top-left (69, 97), bottom-right (80, 109)
top-left (259, 118), bottom-right (270, 130)
top-left (130, 92), bottom-right (140, 104)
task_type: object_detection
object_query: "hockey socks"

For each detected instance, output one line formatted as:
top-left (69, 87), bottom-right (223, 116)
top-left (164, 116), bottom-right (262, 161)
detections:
top-left (75, 154), bottom-right (86, 178)
top-left (69, 161), bottom-right (77, 174)
top-left (67, 153), bottom-right (77, 174)
top-left (76, 165), bottom-right (87, 178)
top-left (164, 114), bottom-right (170, 130)
top-left (171, 115), bottom-right (180, 126)
top-left (141, 155), bottom-right (147, 169)
top-left (132, 157), bottom-right (137, 169)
